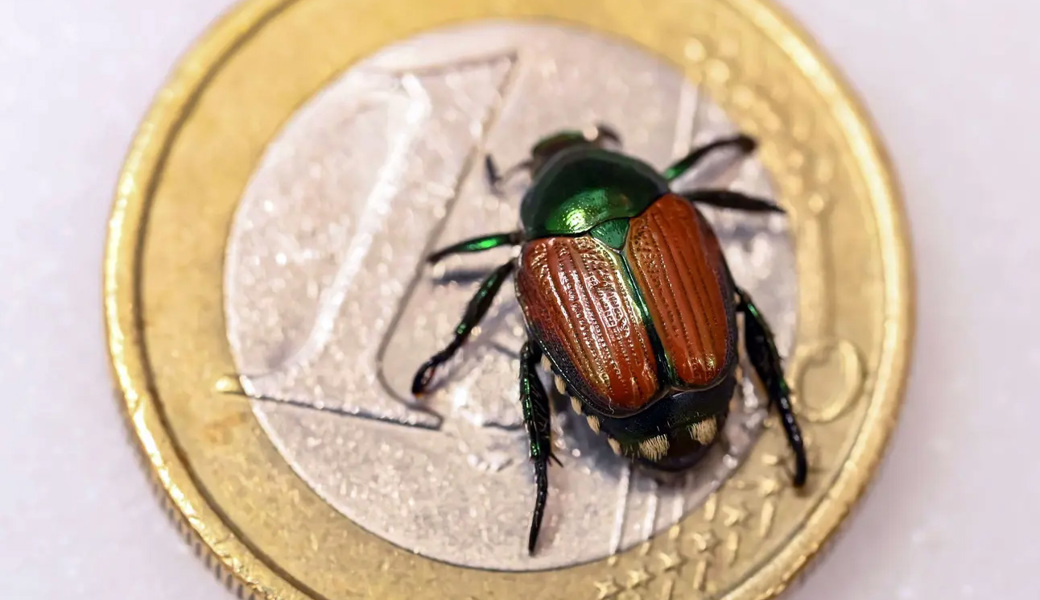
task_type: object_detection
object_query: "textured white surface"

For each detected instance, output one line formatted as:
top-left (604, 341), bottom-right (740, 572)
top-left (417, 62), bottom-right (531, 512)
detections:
top-left (1, 1), bottom-right (1037, 598)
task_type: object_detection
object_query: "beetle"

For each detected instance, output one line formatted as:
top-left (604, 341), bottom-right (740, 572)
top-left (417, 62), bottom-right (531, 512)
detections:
top-left (412, 125), bottom-right (807, 554)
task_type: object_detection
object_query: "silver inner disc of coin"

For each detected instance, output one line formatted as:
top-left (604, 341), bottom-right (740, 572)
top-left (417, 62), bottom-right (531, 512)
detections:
top-left (224, 21), bottom-right (797, 571)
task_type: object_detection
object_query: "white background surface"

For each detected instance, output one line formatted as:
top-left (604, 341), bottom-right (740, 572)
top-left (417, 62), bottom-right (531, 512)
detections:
top-left (2, 1), bottom-right (1037, 598)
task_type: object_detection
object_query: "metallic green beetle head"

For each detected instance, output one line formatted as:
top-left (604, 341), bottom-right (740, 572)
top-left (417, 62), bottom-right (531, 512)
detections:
top-left (519, 127), bottom-right (670, 238)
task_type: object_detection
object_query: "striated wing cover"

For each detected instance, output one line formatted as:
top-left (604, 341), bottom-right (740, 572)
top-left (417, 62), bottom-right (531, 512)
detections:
top-left (516, 235), bottom-right (659, 414)
top-left (624, 193), bottom-right (736, 389)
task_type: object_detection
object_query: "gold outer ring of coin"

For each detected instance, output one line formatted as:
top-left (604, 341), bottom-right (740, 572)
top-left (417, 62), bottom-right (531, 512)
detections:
top-left (104, 0), bottom-right (914, 598)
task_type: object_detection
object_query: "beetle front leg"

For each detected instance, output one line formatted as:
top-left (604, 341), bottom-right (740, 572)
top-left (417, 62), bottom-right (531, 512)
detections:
top-left (663, 134), bottom-right (756, 181)
top-left (411, 260), bottom-right (516, 395)
top-left (426, 231), bottom-right (523, 264)
top-left (680, 189), bottom-right (785, 214)
top-left (736, 287), bottom-right (808, 487)
top-left (519, 340), bottom-right (558, 554)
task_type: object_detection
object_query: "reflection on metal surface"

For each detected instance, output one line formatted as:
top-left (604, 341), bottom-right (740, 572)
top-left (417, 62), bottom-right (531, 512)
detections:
top-left (224, 23), bottom-right (797, 570)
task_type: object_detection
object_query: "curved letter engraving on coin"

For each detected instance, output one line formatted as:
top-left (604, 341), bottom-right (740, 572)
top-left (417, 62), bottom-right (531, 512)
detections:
top-left (223, 23), bottom-right (798, 570)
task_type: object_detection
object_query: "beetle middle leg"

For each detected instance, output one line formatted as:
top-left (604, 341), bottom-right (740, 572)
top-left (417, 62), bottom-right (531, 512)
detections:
top-left (519, 340), bottom-right (558, 554)
top-left (736, 286), bottom-right (808, 487)
top-left (425, 231), bottom-right (523, 264)
top-left (411, 260), bottom-right (516, 395)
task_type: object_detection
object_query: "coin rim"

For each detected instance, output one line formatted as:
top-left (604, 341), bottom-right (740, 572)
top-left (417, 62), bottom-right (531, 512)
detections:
top-left (104, 0), bottom-right (914, 598)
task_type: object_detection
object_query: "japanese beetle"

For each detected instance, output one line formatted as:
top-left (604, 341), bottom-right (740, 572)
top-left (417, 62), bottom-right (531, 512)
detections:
top-left (412, 125), bottom-right (807, 553)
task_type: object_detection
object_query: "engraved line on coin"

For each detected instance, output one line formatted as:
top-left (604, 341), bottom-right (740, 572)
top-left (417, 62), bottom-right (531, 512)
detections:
top-left (660, 577), bottom-right (675, 600)
top-left (373, 51), bottom-right (522, 407)
top-left (642, 479), bottom-right (659, 542)
top-left (266, 74), bottom-right (431, 373)
top-left (215, 373), bottom-right (443, 429)
top-left (224, 387), bottom-right (443, 430)
top-left (670, 82), bottom-right (699, 159)
top-left (609, 462), bottom-right (633, 557)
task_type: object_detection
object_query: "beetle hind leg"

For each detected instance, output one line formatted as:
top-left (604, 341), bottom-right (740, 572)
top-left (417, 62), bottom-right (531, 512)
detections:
top-left (411, 260), bottom-right (516, 396)
top-left (736, 287), bottom-right (808, 487)
top-left (519, 340), bottom-right (557, 554)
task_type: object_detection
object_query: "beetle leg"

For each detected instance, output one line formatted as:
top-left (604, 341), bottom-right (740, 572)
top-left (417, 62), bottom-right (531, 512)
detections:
top-left (736, 287), bottom-right (808, 487)
top-left (426, 231), bottom-right (523, 264)
top-left (679, 189), bottom-right (785, 214)
top-left (663, 134), bottom-right (756, 181)
top-left (411, 260), bottom-right (516, 395)
top-left (520, 340), bottom-right (556, 554)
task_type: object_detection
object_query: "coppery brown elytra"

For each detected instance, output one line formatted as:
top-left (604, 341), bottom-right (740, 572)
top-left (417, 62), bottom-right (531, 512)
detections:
top-left (412, 125), bottom-right (806, 554)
